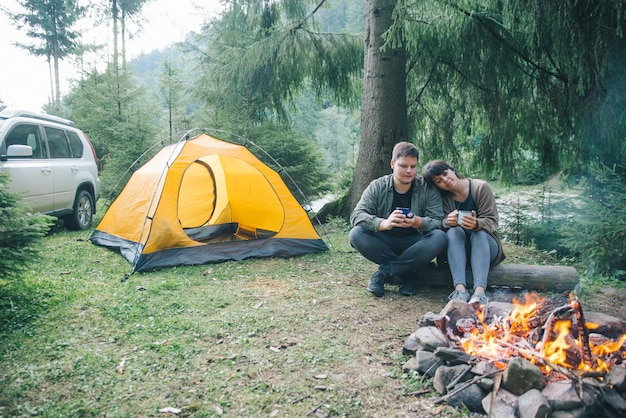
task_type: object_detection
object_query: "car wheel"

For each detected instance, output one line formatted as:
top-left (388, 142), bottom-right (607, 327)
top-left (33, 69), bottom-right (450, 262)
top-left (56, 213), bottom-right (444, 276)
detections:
top-left (64, 189), bottom-right (94, 230)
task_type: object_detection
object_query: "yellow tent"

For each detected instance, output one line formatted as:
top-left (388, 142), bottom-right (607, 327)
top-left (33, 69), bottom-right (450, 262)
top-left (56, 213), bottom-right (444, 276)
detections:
top-left (90, 133), bottom-right (328, 272)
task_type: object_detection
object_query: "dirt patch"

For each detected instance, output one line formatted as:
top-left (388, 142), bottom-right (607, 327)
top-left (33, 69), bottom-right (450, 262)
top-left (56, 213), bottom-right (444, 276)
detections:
top-left (582, 286), bottom-right (626, 321)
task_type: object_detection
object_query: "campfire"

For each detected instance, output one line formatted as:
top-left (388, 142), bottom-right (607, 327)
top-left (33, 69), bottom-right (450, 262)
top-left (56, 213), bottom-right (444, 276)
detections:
top-left (457, 292), bottom-right (626, 377)
top-left (403, 292), bottom-right (626, 417)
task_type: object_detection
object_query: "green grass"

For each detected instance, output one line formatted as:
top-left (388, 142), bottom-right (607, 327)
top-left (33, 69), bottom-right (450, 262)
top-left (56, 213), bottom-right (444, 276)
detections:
top-left (1, 218), bottom-right (623, 417)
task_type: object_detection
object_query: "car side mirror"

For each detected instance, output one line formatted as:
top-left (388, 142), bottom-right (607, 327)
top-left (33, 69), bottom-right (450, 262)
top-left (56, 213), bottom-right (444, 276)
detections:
top-left (6, 144), bottom-right (34, 158)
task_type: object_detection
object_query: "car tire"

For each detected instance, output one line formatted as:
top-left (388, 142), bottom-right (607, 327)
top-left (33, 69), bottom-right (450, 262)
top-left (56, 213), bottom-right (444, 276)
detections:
top-left (64, 189), bottom-right (94, 230)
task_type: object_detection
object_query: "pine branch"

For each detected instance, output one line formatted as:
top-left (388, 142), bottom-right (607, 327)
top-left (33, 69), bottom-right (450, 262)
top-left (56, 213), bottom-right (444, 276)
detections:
top-left (291, 0), bottom-right (328, 31)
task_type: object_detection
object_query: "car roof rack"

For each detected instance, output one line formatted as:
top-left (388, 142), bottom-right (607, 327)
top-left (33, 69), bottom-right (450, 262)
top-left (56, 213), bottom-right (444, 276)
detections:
top-left (0, 107), bottom-right (76, 127)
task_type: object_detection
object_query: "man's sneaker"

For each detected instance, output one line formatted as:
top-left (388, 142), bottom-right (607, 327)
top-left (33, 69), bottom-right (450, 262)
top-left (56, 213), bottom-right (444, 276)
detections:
top-left (367, 271), bottom-right (386, 297)
top-left (399, 275), bottom-right (418, 296)
top-left (448, 288), bottom-right (470, 302)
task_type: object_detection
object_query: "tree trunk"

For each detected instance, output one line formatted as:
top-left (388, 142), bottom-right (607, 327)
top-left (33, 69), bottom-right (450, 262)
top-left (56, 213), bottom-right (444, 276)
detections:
top-left (121, 8), bottom-right (126, 68)
top-left (343, 0), bottom-right (407, 217)
top-left (112, 0), bottom-right (119, 71)
top-left (53, 54), bottom-right (61, 108)
top-left (47, 56), bottom-right (54, 107)
top-left (111, 0), bottom-right (122, 118)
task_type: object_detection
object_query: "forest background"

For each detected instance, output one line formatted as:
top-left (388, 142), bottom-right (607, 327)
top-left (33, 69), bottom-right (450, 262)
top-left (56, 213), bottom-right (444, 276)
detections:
top-left (2, 0), bottom-right (626, 281)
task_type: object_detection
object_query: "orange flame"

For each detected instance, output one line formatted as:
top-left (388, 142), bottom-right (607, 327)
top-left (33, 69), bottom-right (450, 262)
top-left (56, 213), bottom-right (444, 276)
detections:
top-left (456, 292), bottom-right (626, 376)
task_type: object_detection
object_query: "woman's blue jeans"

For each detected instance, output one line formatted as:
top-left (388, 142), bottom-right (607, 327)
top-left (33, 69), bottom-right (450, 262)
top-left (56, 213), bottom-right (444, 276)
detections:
top-left (446, 226), bottom-right (498, 290)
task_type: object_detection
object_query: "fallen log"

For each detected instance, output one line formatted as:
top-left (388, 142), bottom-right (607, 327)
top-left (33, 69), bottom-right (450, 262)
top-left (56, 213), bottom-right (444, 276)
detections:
top-left (414, 263), bottom-right (579, 292)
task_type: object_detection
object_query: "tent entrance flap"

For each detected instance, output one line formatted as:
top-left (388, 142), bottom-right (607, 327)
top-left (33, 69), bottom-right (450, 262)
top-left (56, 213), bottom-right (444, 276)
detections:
top-left (179, 155), bottom-right (285, 240)
top-left (178, 161), bottom-right (216, 228)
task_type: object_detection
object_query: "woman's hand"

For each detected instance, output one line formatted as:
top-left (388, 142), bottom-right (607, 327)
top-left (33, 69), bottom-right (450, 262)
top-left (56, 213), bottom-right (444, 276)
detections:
top-left (459, 210), bottom-right (478, 229)
top-left (449, 210), bottom-right (478, 229)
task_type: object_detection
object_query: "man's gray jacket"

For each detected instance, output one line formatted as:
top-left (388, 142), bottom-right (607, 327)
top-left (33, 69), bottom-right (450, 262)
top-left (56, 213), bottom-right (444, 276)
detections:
top-left (350, 174), bottom-right (444, 233)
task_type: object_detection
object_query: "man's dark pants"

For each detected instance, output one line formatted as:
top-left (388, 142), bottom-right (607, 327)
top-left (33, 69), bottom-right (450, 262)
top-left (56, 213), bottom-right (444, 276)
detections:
top-left (348, 226), bottom-right (447, 280)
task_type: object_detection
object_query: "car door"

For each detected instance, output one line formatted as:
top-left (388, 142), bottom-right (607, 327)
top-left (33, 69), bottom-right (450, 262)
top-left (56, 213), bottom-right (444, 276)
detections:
top-left (0, 123), bottom-right (54, 212)
top-left (43, 126), bottom-right (75, 212)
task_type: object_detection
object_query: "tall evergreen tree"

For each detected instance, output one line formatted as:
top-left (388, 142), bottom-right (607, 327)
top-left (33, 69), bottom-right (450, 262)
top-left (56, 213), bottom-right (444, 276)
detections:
top-left (118, 0), bottom-right (152, 67)
top-left (7, 0), bottom-right (84, 108)
top-left (157, 59), bottom-right (188, 142)
top-left (65, 64), bottom-right (157, 197)
top-left (389, 0), bottom-right (626, 181)
top-left (191, 0), bottom-right (362, 128)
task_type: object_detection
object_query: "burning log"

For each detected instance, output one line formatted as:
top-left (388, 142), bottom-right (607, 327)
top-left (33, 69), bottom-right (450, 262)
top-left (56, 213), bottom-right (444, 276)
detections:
top-left (536, 297), bottom-right (602, 372)
top-left (572, 299), bottom-right (596, 368)
top-left (510, 291), bottom-right (570, 332)
top-left (537, 303), bottom-right (576, 351)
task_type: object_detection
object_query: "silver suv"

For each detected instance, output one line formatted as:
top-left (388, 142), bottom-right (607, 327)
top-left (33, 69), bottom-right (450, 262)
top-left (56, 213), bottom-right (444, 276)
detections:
top-left (0, 108), bottom-right (101, 230)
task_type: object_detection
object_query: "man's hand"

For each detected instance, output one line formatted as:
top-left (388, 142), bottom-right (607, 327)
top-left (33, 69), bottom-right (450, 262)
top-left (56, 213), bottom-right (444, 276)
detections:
top-left (379, 209), bottom-right (422, 230)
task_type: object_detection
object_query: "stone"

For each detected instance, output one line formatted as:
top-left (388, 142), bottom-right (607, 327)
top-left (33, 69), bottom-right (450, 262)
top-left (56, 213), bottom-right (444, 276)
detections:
top-left (447, 381), bottom-right (486, 413)
top-left (549, 408), bottom-right (587, 418)
top-left (502, 357), bottom-right (546, 395)
top-left (518, 389), bottom-right (551, 418)
top-left (433, 346), bottom-right (474, 365)
top-left (432, 364), bottom-right (471, 395)
top-left (477, 377), bottom-right (495, 392)
top-left (413, 326), bottom-right (449, 352)
top-left (402, 332), bottom-right (423, 356)
top-left (583, 311), bottom-right (624, 339)
top-left (410, 350), bottom-right (443, 377)
top-left (481, 388), bottom-right (518, 418)
top-left (439, 299), bottom-right (477, 335)
top-left (471, 361), bottom-right (502, 392)
top-left (600, 388), bottom-right (626, 415)
top-left (581, 381), bottom-right (626, 418)
top-left (418, 311), bottom-right (444, 328)
top-left (402, 356), bottom-right (419, 373)
top-left (606, 365), bottom-right (626, 392)
top-left (471, 360), bottom-right (501, 376)
top-left (541, 380), bottom-right (583, 411)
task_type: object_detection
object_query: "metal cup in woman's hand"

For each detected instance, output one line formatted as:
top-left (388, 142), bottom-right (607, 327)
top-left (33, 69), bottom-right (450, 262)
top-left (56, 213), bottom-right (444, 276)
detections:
top-left (457, 210), bottom-right (472, 224)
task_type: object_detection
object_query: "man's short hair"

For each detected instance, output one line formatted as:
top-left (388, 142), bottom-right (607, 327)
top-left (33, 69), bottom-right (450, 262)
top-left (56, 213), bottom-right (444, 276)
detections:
top-left (392, 141), bottom-right (419, 160)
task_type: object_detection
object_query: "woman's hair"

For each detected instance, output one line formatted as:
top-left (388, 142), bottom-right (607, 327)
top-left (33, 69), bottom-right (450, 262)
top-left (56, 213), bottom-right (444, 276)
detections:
top-left (421, 160), bottom-right (462, 185)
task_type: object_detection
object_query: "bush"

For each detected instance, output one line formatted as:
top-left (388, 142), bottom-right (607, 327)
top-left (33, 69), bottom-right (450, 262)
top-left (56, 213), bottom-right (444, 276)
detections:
top-left (239, 125), bottom-right (332, 202)
top-left (559, 164), bottom-right (626, 277)
top-left (0, 173), bottom-right (53, 281)
top-left (498, 184), bottom-right (577, 259)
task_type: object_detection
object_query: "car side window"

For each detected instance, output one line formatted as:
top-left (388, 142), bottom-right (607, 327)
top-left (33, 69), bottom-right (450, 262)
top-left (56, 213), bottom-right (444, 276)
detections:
top-left (66, 130), bottom-right (84, 158)
top-left (2, 123), bottom-right (46, 159)
top-left (44, 127), bottom-right (71, 158)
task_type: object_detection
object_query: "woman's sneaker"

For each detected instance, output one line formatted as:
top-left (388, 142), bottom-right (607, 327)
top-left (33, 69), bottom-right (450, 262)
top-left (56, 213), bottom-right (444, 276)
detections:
top-left (448, 289), bottom-right (470, 302)
top-left (469, 292), bottom-right (489, 313)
